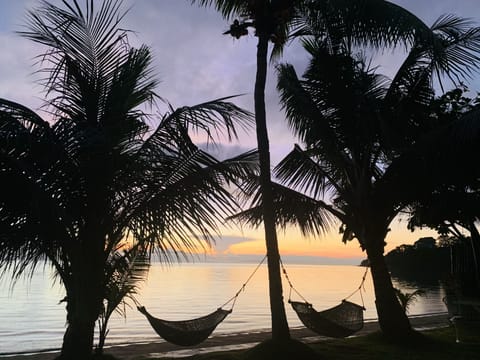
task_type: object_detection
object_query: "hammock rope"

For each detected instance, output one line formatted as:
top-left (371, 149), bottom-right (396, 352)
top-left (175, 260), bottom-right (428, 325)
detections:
top-left (219, 254), bottom-right (267, 310)
top-left (280, 257), bottom-right (309, 304)
top-left (342, 265), bottom-right (368, 308)
top-left (280, 258), bottom-right (368, 338)
top-left (138, 255), bottom-right (267, 346)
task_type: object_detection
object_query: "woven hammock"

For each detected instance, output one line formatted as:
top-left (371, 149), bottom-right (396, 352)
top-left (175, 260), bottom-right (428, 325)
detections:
top-left (138, 306), bottom-right (231, 346)
top-left (290, 300), bottom-right (365, 338)
top-left (137, 256), bottom-right (267, 346)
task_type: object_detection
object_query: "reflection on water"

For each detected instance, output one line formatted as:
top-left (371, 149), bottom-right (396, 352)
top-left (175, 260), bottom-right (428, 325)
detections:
top-left (0, 262), bottom-right (447, 354)
top-left (391, 276), bottom-right (447, 315)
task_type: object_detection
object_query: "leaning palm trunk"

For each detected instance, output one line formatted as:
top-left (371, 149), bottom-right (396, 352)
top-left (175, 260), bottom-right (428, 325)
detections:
top-left (255, 31), bottom-right (290, 341)
top-left (364, 235), bottom-right (412, 337)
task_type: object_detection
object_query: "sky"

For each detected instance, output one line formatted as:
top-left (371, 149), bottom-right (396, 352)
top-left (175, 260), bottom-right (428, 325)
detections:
top-left (1, 0), bottom-right (479, 264)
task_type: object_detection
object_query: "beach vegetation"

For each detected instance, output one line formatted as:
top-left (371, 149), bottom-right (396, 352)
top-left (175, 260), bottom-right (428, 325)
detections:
top-left (394, 288), bottom-right (426, 313)
top-left (406, 103), bottom-right (480, 296)
top-left (384, 238), bottom-right (451, 281)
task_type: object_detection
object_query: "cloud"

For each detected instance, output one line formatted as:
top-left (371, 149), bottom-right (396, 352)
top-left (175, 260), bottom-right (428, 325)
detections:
top-left (192, 234), bottom-right (257, 254)
top-left (212, 235), bottom-right (257, 253)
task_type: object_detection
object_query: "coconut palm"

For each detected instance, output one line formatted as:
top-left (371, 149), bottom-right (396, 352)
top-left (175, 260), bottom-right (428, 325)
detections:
top-left (190, 0), bottom-right (448, 341)
top-left (0, 1), bottom-right (257, 359)
top-left (190, 0), bottom-right (308, 340)
top-left (233, 15), bottom-right (480, 337)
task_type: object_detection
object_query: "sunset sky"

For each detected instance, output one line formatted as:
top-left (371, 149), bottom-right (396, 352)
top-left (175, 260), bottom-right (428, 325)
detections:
top-left (1, 0), bottom-right (478, 263)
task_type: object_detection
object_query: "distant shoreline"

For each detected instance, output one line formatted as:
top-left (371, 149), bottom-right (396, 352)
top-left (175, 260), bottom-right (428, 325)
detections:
top-left (1, 312), bottom-right (449, 360)
top-left (152, 255), bottom-right (365, 266)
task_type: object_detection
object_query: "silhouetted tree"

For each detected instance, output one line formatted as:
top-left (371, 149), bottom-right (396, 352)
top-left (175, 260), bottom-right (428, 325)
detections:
top-left (0, 1), bottom-right (256, 358)
top-left (235, 15), bottom-right (480, 337)
top-left (190, 0), bottom-right (455, 341)
top-left (406, 89), bottom-right (480, 294)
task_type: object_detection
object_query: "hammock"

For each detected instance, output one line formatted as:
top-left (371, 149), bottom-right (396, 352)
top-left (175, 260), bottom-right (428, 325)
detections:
top-left (137, 306), bottom-right (231, 346)
top-left (138, 255), bottom-right (267, 346)
top-left (289, 300), bottom-right (365, 338)
top-left (281, 259), bottom-right (368, 338)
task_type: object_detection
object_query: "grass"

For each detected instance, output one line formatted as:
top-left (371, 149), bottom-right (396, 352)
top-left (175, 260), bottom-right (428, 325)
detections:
top-left (140, 326), bottom-right (480, 360)
top-left (308, 327), bottom-right (479, 360)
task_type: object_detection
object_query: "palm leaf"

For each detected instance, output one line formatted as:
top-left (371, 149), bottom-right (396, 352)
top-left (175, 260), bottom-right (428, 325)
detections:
top-left (429, 15), bottom-right (480, 85)
top-left (232, 177), bottom-right (339, 237)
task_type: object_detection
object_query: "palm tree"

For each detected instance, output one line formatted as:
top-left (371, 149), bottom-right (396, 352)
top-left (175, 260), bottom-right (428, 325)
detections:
top-left (190, 0), bottom-right (308, 341)
top-left (190, 0), bottom-right (446, 342)
top-left (0, 1), bottom-right (257, 359)
top-left (234, 15), bottom-right (480, 337)
top-left (96, 247), bottom-right (150, 354)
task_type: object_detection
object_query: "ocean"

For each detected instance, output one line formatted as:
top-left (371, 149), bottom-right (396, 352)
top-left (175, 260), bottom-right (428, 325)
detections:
top-left (0, 261), bottom-right (447, 354)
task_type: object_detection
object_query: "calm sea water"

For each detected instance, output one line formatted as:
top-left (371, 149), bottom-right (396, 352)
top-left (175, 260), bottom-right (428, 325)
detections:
top-left (0, 262), bottom-right (447, 354)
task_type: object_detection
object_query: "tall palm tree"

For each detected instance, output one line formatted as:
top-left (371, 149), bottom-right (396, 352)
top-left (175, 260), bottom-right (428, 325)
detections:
top-left (0, 1), bottom-right (257, 359)
top-left (190, 0), bottom-right (307, 340)
top-left (234, 15), bottom-right (480, 337)
top-left (190, 0), bottom-right (444, 341)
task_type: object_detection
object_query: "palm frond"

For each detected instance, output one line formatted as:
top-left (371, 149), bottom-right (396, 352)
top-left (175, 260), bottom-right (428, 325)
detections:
top-left (429, 15), bottom-right (480, 86)
top-left (18, 0), bottom-right (146, 126)
top-left (301, 0), bottom-right (431, 49)
top-left (275, 145), bottom-right (341, 200)
top-left (276, 61), bottom-right (342, 152)
top-left (389, 14), bottom-right (480, 101)
top-left (0, 98), bottom-right (49, 131)
top-left (191, 0), bottom-right (249, 20)
top-left (232, 178), bottom-right (339, 237)
top-left (0, 100), bottom-right (77, 282)
top-left (120, 144), bottom-right (257, 262)
top-left (166, 96), bottom-right (253, 143)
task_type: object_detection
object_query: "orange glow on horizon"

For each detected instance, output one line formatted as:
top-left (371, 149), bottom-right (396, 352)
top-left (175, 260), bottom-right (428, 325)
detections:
top-left (119, 216), bottom-right (437, 260)
top-left (213, 219), bottom-right (437, 260)
top-left (223, 236), bottom-right (364, 259)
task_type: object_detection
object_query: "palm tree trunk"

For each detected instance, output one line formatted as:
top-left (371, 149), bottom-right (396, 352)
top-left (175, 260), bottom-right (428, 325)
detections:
top-left (254, 32), bottom-right (290, 341)
top-left (61, 278), bottom-right (98, 359)
top-left (61, 239), bottom-right (104, 359)
top-left (61, 317), bottom-right (96, 359)
top-left (366, 240), bottom-right (413, 338)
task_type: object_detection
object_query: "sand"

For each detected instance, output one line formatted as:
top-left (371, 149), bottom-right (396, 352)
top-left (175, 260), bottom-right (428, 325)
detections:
top-left (1, 313), bottom-right (449, 360)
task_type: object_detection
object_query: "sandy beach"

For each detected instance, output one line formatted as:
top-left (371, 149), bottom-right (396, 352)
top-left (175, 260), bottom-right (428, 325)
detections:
top-left (1, 313), bottom-right (449, 360)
